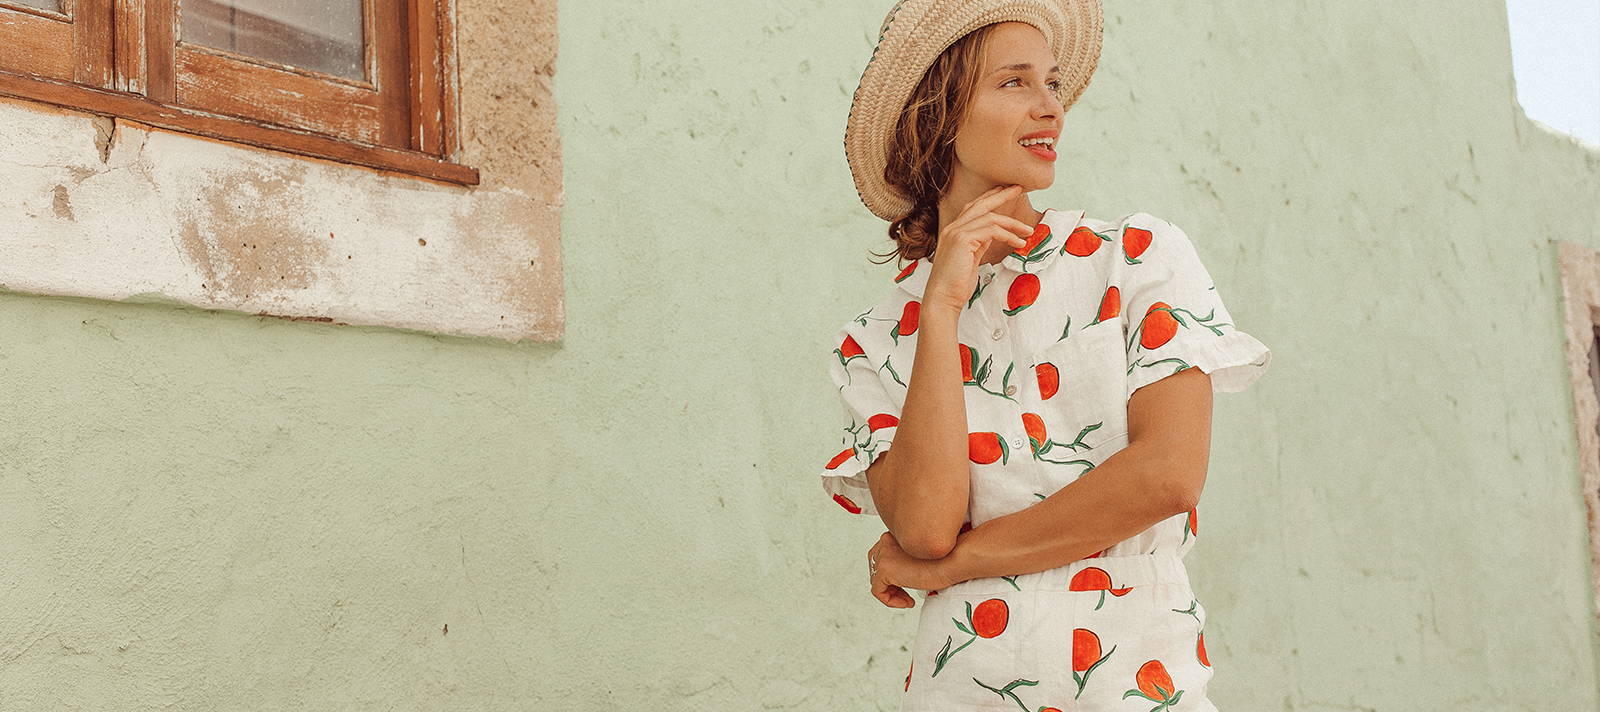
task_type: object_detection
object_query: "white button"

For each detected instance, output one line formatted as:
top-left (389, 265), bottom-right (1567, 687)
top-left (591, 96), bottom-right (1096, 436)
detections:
top-left (991, 328), bottom-right (1005, 340)
top-left (1012, 437), bottom-right (1025, 449)
top-left (1004, 384), bottom-right (1018, 396)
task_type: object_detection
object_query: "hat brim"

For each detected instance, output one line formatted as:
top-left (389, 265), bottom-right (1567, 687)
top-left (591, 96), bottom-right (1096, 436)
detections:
top-left (845, 0), bottom-right (1104, 222)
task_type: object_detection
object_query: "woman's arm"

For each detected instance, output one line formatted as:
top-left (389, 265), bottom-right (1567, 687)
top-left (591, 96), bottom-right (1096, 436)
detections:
top-left (934, 439), bottom-right (1185, 582)
top-left (866, 303), bottom-right (971, 560)
top-left (934, 368), bottom-right (1210, 582)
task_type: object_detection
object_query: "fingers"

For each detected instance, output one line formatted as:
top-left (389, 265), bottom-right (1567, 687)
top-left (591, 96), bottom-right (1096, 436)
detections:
top-left (944, 184), bottom-right (1024, 235)
top-left (873, 577), bottom-right (915, 608)
top-left (974, 223), bottom-right (1030, 254)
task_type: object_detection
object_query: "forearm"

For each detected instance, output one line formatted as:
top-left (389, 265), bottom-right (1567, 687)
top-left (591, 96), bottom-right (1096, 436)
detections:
top-left (869, 304), bottom-right (970, 558)
top-left (937, 440), bottom-right (1189, 582)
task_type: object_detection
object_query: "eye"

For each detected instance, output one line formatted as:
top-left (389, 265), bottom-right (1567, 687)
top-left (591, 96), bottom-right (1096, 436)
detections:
top-left (1003, 77), bottom-right (1064, 91)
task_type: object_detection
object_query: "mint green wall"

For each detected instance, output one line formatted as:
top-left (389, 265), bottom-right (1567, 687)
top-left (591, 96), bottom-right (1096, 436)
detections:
top-left (2, 1), bottom-right (1597, 709)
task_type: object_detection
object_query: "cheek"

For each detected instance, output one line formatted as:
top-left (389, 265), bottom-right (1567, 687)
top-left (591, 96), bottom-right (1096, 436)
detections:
top-left (955, 120), bottom-right (1008, 165)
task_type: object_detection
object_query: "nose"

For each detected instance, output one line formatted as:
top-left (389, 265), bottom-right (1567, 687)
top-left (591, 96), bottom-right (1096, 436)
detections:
top-left (1033, 85), bottom-right (1062, 119)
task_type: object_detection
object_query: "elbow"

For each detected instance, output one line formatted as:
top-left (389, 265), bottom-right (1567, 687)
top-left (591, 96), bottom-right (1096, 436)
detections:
top-left (1165, 476), bottom-right (1202, 517)
top-left (902, 533), bottom-right (957, 560)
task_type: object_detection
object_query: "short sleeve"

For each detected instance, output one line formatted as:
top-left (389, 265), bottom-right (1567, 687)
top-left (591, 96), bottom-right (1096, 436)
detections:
top-left (1116, 213), bottom-right (1272, 400)
top-left (818, 327), bottom-right (902, 516)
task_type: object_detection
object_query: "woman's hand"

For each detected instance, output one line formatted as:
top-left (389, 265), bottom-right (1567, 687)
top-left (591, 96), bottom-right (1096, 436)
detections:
top-left (868, 531), bottom-right (959, 609)
top-left (922, 184), bottom-right (1036, 313)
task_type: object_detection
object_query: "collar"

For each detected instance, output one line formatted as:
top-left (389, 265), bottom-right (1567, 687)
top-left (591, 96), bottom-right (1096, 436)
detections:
top-left (892, 208), bottom-right (1087, 300)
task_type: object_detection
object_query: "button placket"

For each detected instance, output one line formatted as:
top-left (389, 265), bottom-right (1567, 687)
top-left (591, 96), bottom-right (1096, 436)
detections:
top-left (977, 269), bottom-right (1033, 461)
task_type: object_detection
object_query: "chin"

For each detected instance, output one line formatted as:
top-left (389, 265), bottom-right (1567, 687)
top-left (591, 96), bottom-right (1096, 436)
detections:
top-left (1000, 174), bottom-right (1053, 192)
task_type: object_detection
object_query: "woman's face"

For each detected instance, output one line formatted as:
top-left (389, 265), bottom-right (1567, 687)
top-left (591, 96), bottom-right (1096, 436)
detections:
top-left (950, 22), bottom-right (1065, 195)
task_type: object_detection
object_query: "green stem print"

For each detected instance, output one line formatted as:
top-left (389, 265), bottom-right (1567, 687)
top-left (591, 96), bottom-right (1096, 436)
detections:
top-left (971, 676), bottom-right (1047, 712)
top-left (880, 355), bottom-right (905, 387)
top-left (1031, 422), bottom-right (1104, 458)
top-left (966, 354), bottom-right (1018, 404)
top-left (1127, 356), bottom-right (1192, 380)
top-left (1171, 599), bottom-right (1200, 627)
top-left (849, 308), bottom-right (873, 328)
top-left (967, 278), bottom-right (988, 309)
top-left (842, 418), bottom-right (885, 463)
top-left (1009, 229), bottom-right (1056, 270)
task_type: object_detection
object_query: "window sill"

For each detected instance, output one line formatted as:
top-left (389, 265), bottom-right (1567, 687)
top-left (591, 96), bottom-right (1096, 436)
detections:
top-left (0, 69), bottom-right (479, 187)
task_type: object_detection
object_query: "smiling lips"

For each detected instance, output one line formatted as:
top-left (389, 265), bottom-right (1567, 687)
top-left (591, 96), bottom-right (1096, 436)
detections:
top-left (1021, 141), bottom-right (1057, 161)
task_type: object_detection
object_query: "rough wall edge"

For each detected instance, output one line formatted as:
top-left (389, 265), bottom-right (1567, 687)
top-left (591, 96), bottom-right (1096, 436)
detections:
top-left (0, 283), bottom-right (561, 346)
top-left (1555, 240), bottom-right (1600, 641)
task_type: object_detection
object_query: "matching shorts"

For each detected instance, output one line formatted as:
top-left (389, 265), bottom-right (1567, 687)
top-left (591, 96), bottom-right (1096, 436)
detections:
top-left (899, 551), bottom-right (1216, 711)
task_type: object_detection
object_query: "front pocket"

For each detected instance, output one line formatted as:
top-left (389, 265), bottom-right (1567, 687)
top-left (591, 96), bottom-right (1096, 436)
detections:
top-left (1031, 318), bottom-right (1129, 454)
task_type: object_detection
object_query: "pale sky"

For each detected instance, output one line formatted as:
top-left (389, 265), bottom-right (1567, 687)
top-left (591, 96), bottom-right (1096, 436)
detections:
top-left (1505, 0), bottom-right (1600, 143)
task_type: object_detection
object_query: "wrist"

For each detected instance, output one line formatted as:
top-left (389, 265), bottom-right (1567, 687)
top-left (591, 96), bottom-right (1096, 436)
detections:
top-left (918, 302), bottom-right (963, 328)
top-left (936, 531), bottom-right (978, 587)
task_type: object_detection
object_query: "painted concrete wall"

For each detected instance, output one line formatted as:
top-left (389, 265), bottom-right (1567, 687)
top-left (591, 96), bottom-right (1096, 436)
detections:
top-left (1, 1), bottom-right (1597, 710)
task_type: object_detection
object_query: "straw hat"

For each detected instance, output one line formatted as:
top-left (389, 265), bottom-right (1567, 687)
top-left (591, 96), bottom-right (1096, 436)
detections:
top-left (845, 0), bottom-right (1103, 221)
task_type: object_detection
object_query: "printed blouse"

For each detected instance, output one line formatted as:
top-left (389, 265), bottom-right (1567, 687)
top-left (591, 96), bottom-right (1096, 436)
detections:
top-left (817, 208), bottom-right (1272, 541)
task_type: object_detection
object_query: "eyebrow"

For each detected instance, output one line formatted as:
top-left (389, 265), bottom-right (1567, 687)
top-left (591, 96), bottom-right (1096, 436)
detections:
top-left (992, 63), bottom-right (1062, 75)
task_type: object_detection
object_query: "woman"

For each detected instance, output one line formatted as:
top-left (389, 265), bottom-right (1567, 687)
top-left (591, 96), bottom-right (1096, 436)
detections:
top-left (818, 1), bottom-right (1273, 709)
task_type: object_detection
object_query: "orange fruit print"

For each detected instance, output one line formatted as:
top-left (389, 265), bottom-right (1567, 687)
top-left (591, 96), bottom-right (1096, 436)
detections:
top-left (1062, 224), bottom-right (1108, 257)
top-left (971, 598), bottom-right (1009, 638)
top-left (1013, 220), bottom-right (1052, 257)
top-left (866, 413), bottom-right (899, 432)
top-left (1036, 362), bottom-right (1060, 400)
top-left (894, 260), bottom-right (918, 284)
top-left (891, 300), bottom-right (920, 345)
top-left (1071, 628), bottom-right (1117, 699)
top-left (905, 660), bottom-right (913, 691)
top-left (823, 447), bottom-right (854, 470)
top-left (1069, 567), bottom-right (1134, 610)
top-left (967, 431), bottom-right (1009, 465)
top-left (1021, 412), bottom-right (1047, 453)
top-left (958, 343), bottom-right (976, 383)
top-left (1122, 225), bottom-right (1153, 263)
top-left (1003, 273), bottom-right (1040, 316)
top-left (837, 334), bottom-right (864, 362)
top-left (1097, 285), bottom-right (1121, 322)
top-left (1138, 302), bottom-right (1179, 350)
top-left (1124, 659), bottom-right (1184, 709)
top-left (831, 493), bottom-right (860, 514)
top-left (1197, 632), bottom-right (1210, 667)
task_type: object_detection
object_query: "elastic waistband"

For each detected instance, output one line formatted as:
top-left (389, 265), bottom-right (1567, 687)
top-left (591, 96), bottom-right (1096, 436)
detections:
top-left (926, 551), bottom-right (1190, 599)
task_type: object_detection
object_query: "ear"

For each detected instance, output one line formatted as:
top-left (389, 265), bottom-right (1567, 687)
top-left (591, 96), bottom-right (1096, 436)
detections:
top-left (1126, 366), bottom-right (1213, 513)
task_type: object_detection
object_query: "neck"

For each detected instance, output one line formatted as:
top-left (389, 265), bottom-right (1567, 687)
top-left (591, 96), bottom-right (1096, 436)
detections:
top-left (936, 188), bottom-right (1044, 265)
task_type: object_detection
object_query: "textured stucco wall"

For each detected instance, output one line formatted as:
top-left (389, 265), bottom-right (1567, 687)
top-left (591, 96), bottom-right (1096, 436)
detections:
top-left (1, 1), bottom-right (1598, 710)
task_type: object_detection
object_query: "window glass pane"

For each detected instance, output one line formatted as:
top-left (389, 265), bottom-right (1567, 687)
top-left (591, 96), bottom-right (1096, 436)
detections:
top-left (7, 0), bottom-right (63, 12)
top-left (180, 0), bottom-right (364, 81)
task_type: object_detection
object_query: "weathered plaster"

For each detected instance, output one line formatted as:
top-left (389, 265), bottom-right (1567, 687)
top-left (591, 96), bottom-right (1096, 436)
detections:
top-left (0, 0), bottom-right (562, 342)
top-left (1557, 238), bottom-right (1600, 628)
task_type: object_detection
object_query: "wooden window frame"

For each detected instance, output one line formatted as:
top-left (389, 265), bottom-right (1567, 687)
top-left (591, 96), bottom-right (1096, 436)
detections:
top-left (0, 0), bottom-right (476, 186)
